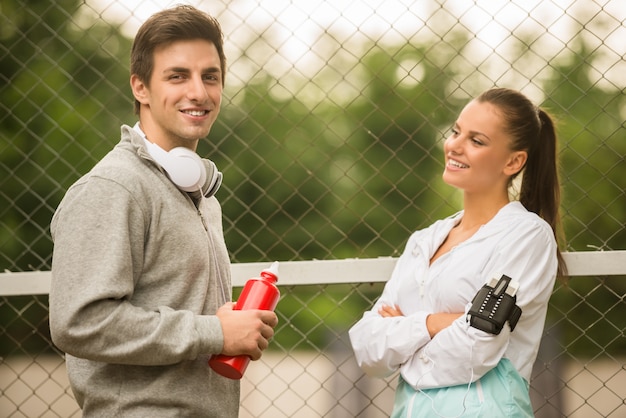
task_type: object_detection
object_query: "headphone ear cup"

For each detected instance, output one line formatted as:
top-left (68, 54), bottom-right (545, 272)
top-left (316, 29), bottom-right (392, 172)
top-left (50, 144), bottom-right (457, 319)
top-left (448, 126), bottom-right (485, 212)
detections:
top-left (166, 147), bottom-right (207, 192)
top-left (143, 140), bottom-right (206, 192)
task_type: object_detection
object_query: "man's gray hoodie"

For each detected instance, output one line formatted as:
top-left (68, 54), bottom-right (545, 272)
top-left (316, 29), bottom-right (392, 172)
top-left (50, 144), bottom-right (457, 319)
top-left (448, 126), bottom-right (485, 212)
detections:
top-left (49, 125), bottom-right (239, 417)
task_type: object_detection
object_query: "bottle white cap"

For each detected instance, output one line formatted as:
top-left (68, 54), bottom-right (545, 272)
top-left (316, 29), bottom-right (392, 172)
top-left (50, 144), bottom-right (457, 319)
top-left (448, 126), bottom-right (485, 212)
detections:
top-left (264, 261), bottom-right (279, 278)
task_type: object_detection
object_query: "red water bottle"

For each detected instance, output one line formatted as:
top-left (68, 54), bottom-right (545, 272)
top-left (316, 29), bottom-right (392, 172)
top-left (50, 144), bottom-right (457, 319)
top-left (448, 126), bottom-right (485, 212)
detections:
top-left (209, 261), bottom-right (280, 379)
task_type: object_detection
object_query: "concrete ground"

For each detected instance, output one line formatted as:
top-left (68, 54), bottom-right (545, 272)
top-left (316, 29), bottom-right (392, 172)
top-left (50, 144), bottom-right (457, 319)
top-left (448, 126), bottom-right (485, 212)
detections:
top-left (1, 353), bottom-right (624, 417)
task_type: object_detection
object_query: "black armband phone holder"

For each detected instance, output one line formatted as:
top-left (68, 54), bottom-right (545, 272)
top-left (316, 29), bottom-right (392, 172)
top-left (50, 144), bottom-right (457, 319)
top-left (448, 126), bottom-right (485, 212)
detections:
top-left (467, 274), bottom-right (522, 335)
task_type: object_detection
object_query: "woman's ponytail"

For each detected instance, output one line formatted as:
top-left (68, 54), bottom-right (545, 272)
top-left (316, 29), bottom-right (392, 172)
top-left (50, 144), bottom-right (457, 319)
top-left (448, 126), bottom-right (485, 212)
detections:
top-left (477, 88), bottom-right (567, 276)
top-left (519, 110), bottom-right (559, 232)
top-left (519, 109), bottom-right (567, 276)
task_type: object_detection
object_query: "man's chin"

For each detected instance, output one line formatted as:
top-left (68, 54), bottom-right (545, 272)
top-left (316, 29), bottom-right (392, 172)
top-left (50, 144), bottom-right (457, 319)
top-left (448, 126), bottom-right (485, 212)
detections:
top-left (179, 126), bottom-right (212, 142)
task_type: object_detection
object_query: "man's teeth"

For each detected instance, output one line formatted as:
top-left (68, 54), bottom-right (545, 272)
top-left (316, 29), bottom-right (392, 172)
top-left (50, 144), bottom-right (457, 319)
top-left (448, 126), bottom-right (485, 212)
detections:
top-left (183, 110), bottom-right (206, 116)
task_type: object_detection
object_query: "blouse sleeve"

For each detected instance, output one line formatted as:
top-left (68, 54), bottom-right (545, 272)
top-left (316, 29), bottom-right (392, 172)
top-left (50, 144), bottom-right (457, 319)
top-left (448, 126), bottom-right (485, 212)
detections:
top-left (348, 233), bottom-right (433, 378)
top-left (400, 220), bottom-right (558, 389)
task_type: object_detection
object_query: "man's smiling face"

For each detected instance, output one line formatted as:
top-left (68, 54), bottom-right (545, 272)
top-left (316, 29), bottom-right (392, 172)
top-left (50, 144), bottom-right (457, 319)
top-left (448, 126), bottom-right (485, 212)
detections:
top-left (131, 38), bottom-right (223, 151)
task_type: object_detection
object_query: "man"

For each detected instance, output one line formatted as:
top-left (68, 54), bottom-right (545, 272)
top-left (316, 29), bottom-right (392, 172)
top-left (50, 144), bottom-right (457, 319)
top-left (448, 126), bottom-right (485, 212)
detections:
top-left (49, 6), bottom-right (277, 417)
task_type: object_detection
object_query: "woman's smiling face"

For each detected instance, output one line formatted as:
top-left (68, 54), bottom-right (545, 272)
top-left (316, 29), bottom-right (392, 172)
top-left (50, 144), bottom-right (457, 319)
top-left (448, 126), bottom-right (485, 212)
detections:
top-left (442, 100), bottom-right (527, 195)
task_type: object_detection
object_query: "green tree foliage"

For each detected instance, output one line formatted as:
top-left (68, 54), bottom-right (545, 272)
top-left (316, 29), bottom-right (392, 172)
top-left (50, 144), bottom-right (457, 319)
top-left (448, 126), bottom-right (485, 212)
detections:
top-left (542, 39), bottom-right (626, 252)
top-left (540, 38), bottom-right (626, 356)
top-left (0, 0), bottom-right (133, 271)
top-left (205, 41), bottom-right (467, 265)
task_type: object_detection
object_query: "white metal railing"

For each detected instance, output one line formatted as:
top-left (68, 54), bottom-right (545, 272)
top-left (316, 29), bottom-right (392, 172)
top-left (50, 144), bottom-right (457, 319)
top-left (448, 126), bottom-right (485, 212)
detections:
top-left (1, 251), bottom-right (625, 296)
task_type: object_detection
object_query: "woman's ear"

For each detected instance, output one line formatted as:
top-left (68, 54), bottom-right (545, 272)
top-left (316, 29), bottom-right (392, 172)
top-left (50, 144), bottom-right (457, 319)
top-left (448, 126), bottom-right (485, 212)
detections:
top-left (504, 151), bottom-right (528, 176)
top-left (130, 74), bottom-right (149, 105)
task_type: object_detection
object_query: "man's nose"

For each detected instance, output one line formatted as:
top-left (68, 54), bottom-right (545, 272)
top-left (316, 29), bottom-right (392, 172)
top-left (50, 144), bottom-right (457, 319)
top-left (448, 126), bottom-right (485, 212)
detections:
top-left (187, 76), bottom-right (209, 102)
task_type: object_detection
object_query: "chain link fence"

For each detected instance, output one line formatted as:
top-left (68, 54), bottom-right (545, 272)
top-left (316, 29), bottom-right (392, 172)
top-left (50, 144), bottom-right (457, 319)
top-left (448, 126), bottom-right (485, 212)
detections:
top-left (1, 0), bottom-right (625, 416)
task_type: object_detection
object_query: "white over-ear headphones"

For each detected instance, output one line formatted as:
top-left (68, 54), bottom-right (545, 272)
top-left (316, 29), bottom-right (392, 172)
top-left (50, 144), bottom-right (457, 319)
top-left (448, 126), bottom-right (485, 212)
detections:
top-left (134, 124), bottom-right (222, 196)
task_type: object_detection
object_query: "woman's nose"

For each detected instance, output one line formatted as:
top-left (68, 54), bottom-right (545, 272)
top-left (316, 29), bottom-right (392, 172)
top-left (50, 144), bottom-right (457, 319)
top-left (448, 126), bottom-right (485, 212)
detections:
top-left (444, 134), bottom-right (462, 153)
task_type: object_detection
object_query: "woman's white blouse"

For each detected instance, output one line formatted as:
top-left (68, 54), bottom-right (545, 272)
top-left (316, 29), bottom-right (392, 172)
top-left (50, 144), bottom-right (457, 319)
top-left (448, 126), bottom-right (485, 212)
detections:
top-left (348, 201), bottom-right (558, 389)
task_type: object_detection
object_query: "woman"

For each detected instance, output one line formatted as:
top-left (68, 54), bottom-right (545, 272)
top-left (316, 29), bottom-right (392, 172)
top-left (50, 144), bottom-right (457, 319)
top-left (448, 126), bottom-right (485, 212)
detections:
top-left (349, 88), bottom-right (566, 417)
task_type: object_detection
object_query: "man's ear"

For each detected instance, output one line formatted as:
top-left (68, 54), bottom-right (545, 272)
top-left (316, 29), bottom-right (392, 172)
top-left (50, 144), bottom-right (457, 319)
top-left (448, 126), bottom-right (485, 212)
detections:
top-left (130, 74), bottom-right (149, 105)
top-left (504, 150), bottom-right (528, 176)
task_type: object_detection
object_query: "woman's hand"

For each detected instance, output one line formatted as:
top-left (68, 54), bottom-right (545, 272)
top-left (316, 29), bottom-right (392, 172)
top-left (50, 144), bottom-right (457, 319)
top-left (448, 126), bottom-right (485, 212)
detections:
top-left (378, 304), bottom-right (404, 317)
top-left (426, 312), bottom-right (464, 338)
top-left (378, 305), bottom-right (463, 339)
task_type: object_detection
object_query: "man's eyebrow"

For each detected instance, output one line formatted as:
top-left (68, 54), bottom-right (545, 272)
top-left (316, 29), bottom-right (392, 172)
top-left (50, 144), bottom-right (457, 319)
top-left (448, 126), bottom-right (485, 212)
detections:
top-left (204, 67), bottom-right (222, 76)
top-left (163, 66), bottom-right (221, 73)
top-left (163, 67), bottom-right (189, 74)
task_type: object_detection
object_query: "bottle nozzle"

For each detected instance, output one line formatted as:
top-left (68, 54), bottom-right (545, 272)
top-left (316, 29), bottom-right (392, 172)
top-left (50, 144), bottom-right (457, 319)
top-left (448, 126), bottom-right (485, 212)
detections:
top-left (264, 261), bottom-right (279, 279)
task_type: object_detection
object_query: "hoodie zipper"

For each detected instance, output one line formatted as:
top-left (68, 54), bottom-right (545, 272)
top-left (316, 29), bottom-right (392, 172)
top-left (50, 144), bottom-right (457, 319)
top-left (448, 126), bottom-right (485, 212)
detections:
top-left (197, 208), bottom-right (209, 232)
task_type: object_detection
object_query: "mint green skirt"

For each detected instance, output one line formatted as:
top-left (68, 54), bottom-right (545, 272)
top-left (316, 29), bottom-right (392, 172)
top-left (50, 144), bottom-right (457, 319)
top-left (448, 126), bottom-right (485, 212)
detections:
top-left (391, 359), bottom-right (533, 418)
